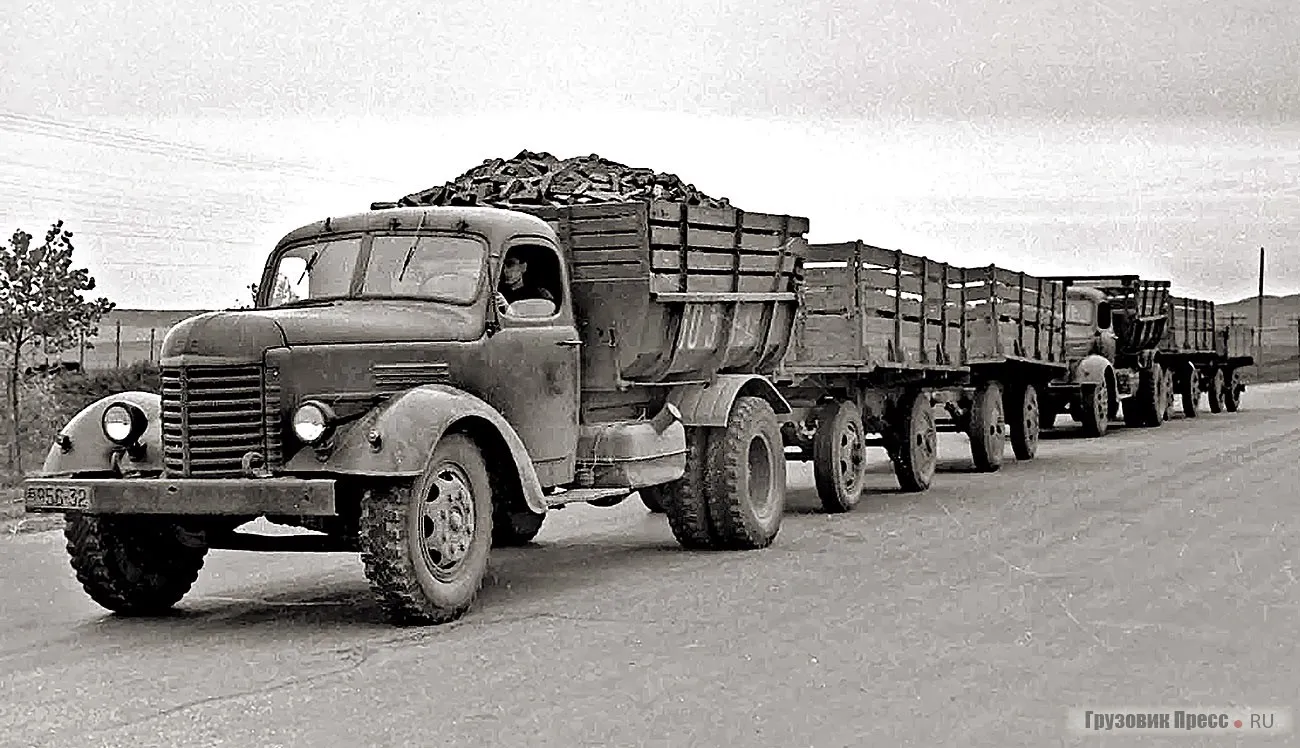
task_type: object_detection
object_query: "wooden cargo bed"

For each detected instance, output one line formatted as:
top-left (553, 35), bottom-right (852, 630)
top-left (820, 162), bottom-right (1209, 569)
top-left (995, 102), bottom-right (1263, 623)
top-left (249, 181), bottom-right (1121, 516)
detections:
top-left (1160, 295), bottom-right (1218, 355)
top-left (782, 241), bottom-right (1067, 380)
top-left (523, 201), bottom-right (810, 420)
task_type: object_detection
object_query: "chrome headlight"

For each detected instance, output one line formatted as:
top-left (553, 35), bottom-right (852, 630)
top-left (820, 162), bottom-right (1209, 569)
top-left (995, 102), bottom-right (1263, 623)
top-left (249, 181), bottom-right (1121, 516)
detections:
top-left (292, 400), bottom-right (336, 445)
top-left (101, 402), bottom-right (148, 446)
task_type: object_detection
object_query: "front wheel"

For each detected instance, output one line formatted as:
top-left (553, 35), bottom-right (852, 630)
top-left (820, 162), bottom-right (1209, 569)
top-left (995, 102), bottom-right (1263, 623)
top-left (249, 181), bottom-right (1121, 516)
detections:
top-left (64, 514), bottom-right (209, 616)
top-left (1207, 368), bottom-right (1225, 413)
top-left (1181, 369), bottom-right (1200, 418)
top-left (1223, 369), bottom-right (1242, 412)
top-left (812, 399), bottom-right (868, 512)
top-left (967, 383), bottom-right (1005, 473)
top-left (360, 434), bottom-right (493, 625)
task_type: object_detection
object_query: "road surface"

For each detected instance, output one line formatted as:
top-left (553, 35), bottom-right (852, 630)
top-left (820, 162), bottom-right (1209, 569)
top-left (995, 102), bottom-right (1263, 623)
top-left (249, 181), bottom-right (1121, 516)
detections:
top-left (2, 384), bottom-right (1298, 747)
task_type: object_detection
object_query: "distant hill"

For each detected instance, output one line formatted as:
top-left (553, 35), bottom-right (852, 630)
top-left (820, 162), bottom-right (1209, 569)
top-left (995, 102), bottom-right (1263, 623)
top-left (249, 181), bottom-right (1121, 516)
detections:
top-left (1216, 294), bottom-right (1300, 340)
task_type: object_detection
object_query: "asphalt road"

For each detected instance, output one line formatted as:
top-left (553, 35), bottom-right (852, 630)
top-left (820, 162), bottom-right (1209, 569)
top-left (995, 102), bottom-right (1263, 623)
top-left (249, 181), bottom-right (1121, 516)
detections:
top-left (2, 383), bottom-right (1298, 748)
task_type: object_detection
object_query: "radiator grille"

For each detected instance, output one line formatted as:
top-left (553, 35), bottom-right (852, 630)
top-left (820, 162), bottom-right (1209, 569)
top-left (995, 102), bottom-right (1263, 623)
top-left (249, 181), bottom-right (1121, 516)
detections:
top-left (161, 364), bottom-right (278, 477)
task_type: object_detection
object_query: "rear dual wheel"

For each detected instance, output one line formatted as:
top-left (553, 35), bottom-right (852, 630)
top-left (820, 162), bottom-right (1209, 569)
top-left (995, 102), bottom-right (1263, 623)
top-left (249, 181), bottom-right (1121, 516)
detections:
top-left (890, 390), bottom-right (937, 493)
top-left (647, 396), bottom-right (787, 550)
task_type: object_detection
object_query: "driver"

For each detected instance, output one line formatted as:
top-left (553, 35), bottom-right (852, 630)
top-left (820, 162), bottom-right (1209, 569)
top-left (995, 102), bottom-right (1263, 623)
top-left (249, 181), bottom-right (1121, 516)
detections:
top-left (494, 253), bottom-right (555, 314)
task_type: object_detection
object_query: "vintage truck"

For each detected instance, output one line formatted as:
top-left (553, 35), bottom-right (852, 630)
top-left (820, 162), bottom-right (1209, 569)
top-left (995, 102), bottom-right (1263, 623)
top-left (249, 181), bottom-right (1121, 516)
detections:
top-left (1039, 275), bottom-right (1254, 435)
top-left (772, 241), bottom-right (1069, 512)
top-left (23, 200), bottom-right (811, 625)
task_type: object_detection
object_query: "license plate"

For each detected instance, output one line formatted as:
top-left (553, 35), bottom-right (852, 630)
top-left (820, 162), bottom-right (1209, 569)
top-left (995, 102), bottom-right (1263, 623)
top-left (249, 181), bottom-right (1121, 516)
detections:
top-left (24, 483), bottom-right (91, 510)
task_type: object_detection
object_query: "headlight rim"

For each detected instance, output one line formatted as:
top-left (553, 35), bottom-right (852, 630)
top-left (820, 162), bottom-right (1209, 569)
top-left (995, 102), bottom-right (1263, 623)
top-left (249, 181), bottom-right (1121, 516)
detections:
top-left (292, 400), bottom-right (337, 446)
top-left (101, 401), bottom-right (148, 446)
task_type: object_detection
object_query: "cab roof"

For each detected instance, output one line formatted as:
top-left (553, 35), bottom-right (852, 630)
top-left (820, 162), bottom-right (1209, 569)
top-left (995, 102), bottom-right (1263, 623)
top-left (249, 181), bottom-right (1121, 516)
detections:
top-left (272, 206), bottom-right (557, 252)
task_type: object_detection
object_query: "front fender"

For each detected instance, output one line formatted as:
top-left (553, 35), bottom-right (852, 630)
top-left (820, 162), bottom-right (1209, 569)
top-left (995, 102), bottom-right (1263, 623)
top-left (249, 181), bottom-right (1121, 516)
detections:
top-left (1073, 354), bottom-right (1113, 388)
top-left (39, 391), bottom-right (165, 476)
top-left (283, 384), bottom-right (546, 515)
top-left (668, 374), bottom-right (792, 428)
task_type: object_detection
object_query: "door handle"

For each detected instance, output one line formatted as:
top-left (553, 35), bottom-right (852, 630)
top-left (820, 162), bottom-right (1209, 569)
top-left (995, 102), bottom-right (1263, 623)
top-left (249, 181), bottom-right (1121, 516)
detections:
top-left (556, 339), bottom-right (583, 347)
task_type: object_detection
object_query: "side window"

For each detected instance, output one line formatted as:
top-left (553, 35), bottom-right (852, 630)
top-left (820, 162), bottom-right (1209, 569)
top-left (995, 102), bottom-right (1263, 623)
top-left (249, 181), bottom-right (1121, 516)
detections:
top-left (495, 243), bottom-right (565, 319)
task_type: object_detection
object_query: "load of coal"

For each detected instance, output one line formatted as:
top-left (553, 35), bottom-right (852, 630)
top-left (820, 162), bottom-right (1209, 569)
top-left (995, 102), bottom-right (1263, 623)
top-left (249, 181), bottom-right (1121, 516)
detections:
top-left (375, 150), bottom-right (733, 210)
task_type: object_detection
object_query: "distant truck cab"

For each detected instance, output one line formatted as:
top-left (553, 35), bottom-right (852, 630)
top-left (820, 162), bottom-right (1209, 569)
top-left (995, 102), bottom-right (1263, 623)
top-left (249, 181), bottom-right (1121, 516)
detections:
top-left (24, 201), bottom-right (810, 626)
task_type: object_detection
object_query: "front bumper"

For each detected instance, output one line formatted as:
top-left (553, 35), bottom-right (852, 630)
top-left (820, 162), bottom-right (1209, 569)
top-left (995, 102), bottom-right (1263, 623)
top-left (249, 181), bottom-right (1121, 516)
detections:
top-left (23, 477), bottom-right (336, 516)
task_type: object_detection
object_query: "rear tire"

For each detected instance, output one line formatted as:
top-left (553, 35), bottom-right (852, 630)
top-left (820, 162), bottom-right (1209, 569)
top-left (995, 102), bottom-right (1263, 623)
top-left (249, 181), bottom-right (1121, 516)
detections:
top-left (1079, 383), bottom-right (1109, 437)
top-left (1127, 363), bottom-right (1164, 427)
top-left (1006, 382), bottom-right (1041, 460)
top-left (812, 399), bottom-right (867, 513)
top-left (642, 427), bottom-right (716, 549)
top-left (704, 396), bottom-right (786, 549)
top-left (359, 434), bottom-right (493, 625)
top-left (891, 390), bottom-right (937, 492)
top-left (967, 383), bottom-right (1005, 473)
top-left (64, 514), bottom-right (209, 616)
top-left (1161, 366), bottom-right (1176, 421)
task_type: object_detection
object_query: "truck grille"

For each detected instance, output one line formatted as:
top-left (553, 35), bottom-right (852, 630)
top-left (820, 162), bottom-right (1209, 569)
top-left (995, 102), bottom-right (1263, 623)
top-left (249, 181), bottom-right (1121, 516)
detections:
top-left (161, 364), bottom-right (281, 477)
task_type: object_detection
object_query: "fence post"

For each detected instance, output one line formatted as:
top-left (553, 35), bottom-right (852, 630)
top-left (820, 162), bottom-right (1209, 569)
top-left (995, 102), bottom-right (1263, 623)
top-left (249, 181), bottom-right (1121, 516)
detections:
top-left (115, 320), bottom-right (121, 369)
top-left (150, 328), bottom-right (156, 362)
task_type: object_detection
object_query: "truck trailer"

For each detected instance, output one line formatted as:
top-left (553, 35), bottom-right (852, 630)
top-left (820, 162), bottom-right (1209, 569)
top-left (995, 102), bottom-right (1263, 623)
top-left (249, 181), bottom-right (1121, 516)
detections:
top-left (773, 241), bottom-right (1069, 513)
top-left (24, 200), bottom-right (811, 625)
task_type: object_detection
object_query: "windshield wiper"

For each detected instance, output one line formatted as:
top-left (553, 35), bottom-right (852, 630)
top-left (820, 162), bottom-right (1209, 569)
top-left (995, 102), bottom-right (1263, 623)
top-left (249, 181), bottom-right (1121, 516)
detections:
top-left (397, 211), bottom-right (429, 282)
top-left (297, 249), bottom-right (321, 285)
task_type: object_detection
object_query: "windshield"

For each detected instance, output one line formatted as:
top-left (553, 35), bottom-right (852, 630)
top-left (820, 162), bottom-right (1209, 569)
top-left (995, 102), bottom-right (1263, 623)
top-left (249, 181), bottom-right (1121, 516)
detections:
top-left (264, 234), bottom-right (486, 307)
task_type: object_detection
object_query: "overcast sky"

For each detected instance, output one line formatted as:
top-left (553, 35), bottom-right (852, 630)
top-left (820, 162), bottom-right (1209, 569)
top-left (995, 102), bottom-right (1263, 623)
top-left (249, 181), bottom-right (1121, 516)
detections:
top-left (1, 0), bottom-right (1297, 309)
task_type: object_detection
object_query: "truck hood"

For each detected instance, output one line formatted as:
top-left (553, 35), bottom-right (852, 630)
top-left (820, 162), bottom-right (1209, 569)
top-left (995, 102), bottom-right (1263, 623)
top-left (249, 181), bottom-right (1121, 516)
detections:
top-left (160, 300), bottom-right (482, 360)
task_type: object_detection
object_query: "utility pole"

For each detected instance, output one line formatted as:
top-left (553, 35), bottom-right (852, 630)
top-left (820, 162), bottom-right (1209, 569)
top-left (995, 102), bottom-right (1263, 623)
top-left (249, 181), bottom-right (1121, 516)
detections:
top-left (1295, 316), bottom-right (1300, 381)
top-left (1257, 247), bottom-right (1265, 379)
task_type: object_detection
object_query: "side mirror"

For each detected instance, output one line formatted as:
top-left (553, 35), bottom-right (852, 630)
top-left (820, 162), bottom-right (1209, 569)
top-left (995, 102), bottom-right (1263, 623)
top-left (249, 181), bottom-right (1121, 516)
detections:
top-left (1096, 302), bottom-right (1112, 330)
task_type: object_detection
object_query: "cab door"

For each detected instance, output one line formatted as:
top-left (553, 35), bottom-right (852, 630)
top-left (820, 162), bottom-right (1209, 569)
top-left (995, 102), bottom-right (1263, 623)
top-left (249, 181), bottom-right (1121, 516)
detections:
top-left (481, 238), bottom-right (579, 488)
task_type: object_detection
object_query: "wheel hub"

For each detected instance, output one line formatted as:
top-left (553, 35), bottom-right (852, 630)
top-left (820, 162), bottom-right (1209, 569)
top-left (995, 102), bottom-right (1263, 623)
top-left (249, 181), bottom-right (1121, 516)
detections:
top-left (837, 421), bottom-right (865, 493)
top-left (420, 465), bottom-right (476, 573)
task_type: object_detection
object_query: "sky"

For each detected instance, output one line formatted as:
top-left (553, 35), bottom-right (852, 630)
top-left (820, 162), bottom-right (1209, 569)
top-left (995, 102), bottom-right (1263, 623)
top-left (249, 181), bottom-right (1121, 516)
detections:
top-left (2, 0), bottom-right (1297, 309)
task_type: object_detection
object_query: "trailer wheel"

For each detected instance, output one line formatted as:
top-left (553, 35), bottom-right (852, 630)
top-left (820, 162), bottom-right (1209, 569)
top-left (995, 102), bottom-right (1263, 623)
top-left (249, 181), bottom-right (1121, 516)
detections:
top-left (1180, 370), bottom-right (1200, 418)
top-left (812, 400), bottom-right (868, 513)
top-left (1207, 368), bottom-right (1225, 413)
top-left (64, 514), bottom-right (209, 616)
top-left (1223, 369), bottom-right (1242, 412)
top-left (642, 427), bottom-right (716, 549)
top-left (704, 396), bottom-right (786, 549)
top-left (967, 383), bottom-right (1005, 473)
top-left (890, 390), bottom-right (937, 492)
top-left (1006, 382), bottom-right (1041, 460)
top-left (359, 434), bottom-right (493, 625)
top-left (1160, 367), bottom-right (1176, 421)
top-left (1079, 383), bottom-right (1109, 437)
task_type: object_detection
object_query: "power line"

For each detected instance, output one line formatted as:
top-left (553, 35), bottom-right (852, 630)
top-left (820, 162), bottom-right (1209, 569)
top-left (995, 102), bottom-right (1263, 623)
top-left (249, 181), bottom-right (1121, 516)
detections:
top-left (0, 110), bottom-right (403, 188)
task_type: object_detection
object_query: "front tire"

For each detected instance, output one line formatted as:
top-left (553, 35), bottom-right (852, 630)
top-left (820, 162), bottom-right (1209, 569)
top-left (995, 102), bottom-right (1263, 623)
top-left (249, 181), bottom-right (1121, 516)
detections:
top-left (891, 390), bottom-right (937, 492)
top-left (1207, 368), bottom-right (1225, 413)
top-left (64, 514), bottom-right (209, 616)
top-left (1180, 369), bottom-right (1200, 418)
top-left (360, 434), bottom-right (493, 625)
top-left (1223, 369), bottom-right (1242, 412)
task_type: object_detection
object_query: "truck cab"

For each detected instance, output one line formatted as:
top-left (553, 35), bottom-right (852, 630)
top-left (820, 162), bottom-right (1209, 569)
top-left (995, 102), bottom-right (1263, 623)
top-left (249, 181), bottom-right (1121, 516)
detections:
top-left (25, 201), bottom-right (803, 627)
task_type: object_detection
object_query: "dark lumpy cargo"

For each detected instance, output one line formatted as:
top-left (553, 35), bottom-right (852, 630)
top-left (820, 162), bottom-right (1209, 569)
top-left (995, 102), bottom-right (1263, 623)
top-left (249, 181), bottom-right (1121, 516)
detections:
top-left (385, 150), bottom-right (734, 210)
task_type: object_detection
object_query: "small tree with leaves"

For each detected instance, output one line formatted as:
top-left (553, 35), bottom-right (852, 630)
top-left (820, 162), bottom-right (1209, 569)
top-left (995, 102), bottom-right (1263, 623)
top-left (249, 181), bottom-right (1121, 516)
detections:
top-left (244, 274), bottom-right (300, 308)
top-left (0, 222), bottom-right (114, 470)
